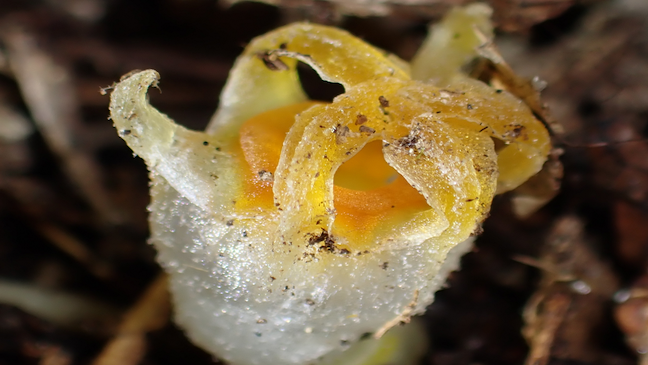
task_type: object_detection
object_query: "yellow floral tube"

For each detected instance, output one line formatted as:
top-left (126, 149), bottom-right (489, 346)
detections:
top-left (109, 4), bottom-right (550, 365)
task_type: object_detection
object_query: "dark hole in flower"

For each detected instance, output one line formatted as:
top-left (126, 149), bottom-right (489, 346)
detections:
top-left (296, 62), bottom-right (345, 103)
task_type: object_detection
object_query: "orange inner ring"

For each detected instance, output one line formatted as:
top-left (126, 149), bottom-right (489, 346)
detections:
top-left (235, 102), bottom-right (429, 246)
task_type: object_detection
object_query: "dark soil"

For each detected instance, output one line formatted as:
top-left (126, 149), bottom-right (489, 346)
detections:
top-left (0, 0), bottom-right (646, 364)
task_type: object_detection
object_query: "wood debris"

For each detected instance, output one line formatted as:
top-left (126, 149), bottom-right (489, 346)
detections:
top-left (92, 274), bottom-right (170, 365)
top-left (522, 216), bottom-right (620, 365)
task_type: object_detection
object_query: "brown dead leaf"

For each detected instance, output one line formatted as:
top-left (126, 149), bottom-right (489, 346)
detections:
top-left (614, 201), bottom-right (648, 269)
top-left (490, 0), bottom-right (576, 33)
top-left (615, 275), bottom-right (648, 365)
top-left (522, 216), bottom-right (620, 364)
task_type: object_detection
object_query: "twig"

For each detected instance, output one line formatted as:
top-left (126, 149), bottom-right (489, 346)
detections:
top-left (374, 289), bottom-right (419, 339)
top-left (522, 216), bottom-right (620, 364)
top-left (39, 346), bottom-right (71, 365)
top-left (524, 292), bottom-right (571, 365)
top-left (91, 274), bottom-right (170, 365)
top-left (1, 27), bottom-right (123, 225)
top-left (34, 221), bottom-right (112, 280)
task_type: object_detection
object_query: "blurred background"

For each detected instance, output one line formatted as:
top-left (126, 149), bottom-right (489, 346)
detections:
top-left (0, 0), bottom-right (647, 364)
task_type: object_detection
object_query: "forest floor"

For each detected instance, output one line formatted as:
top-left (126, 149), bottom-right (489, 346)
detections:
top-left (0, 0), bottom-right (647, 364)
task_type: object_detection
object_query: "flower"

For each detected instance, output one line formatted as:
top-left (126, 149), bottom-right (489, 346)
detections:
top-left (109, 4), bottom-right (551, 365)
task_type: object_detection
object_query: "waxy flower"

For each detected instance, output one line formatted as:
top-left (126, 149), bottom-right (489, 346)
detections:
top-left (109, 4), bottom-right (551, 365)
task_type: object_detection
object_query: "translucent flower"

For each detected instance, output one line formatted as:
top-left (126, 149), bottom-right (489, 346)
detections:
top-left (109, 4), bottom-right (550, 365)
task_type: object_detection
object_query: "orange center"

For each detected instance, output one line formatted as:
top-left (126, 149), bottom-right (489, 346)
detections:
top-left (236, 102), bottom-right (429, 246)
